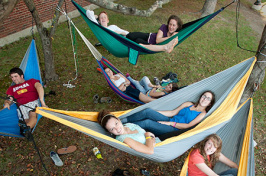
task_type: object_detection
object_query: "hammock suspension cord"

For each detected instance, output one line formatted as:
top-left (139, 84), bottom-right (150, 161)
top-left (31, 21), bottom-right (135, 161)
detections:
top-left (57, 5), bottom-right (79, 89)
top-left (235, 0), bottom-right (256, 53)
top-left (57, 6), bottom-right (103, 61)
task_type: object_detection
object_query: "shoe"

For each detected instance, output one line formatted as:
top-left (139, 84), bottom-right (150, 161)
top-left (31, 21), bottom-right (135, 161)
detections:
top-left (50, 151), bottom-right (63, 166)
top-left (95, 42), bottom-right (102, 47)
top-left (93, 94), bottom-right (99, 104)
top-left (126, 73), bottom-right (130, 77)
top-left (57, 145), bottom-right (77, 155)
top-left (153, 77), bottom-right (160, 86)
top-left (100, 97), bottom-right (112, 103)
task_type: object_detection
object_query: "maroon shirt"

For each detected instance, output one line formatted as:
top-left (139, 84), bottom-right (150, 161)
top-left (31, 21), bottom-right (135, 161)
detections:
top-left (6, 79), bottom-right (39, 105)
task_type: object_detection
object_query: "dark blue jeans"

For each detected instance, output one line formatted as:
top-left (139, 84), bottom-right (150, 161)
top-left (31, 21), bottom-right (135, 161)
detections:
top-left (219, 168), bottom-right (238, 176)
top-left (122, 108), bottom-right (178, 136)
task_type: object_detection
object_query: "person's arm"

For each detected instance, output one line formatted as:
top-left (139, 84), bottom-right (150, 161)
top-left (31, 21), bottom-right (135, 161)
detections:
top-left (148, 88), bottom-right (166, 98)
top-left (86, 10), bottom-right (99, 24)
top-left (219, 153), bottom-right (238, 168)
top-left (3, 95), bottom-right (13, 110)
top-left (34, 82), bottom-right (48, 108)
top-left (123, 132), bottom-right (155, 154)
top-left (158, 111), bottom-right (206, 129)
top-left (156, 28), bottom-right (178, 44)
top-left (195, 163), bottom-right (219, 176)
top-left (158, 102), bottom-right (193, 117)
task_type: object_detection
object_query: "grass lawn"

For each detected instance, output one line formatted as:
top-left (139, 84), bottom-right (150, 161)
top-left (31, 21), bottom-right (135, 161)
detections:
top-left (0, 0), bottom-right (265, 175)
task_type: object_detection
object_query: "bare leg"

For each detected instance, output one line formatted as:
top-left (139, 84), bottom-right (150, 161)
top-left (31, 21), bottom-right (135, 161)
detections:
top-left (139, 93), bottom-right (155, 103)
top-left (140, 37), bottom-right (179, 53)
top-left (25, 111), bottom-right (38, 129)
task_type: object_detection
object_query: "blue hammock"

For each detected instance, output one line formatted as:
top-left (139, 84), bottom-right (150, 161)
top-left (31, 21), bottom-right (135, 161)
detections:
top-left (0, 39), bottom-right (43, 137)
top-left (72, 0), bottom-right (233, 64)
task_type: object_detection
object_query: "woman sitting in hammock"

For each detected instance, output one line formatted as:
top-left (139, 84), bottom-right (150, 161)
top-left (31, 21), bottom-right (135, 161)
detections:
top-left (188, 134), bottom-right (238, 176)
top-left (86, 10), bottom-right (179, 53)
top-left (97, 110), bottom-right (160, 154)
top-left (126, 74), bottom-right (179, 98)
top-left (121, 91), bottom-right (215, 136)
top-left (105, 68), bottom-right (155, 103)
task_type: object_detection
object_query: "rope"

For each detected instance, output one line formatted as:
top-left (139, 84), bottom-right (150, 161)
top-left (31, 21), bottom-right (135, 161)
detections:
top-left (57, 6), bottom-right (80, 89)
top-left (235, 0), bottom-right (257, 53)
top-left (56, 6), bottom-right (103, 60)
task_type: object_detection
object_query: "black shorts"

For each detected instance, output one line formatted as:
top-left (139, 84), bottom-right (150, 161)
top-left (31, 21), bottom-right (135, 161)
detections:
top-left (124, 86), bottom-right (140, 100)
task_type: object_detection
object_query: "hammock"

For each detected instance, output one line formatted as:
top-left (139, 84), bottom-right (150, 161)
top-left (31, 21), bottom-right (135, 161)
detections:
top-left (36, 57), bottom-right (255, 162)
top-left (0, 39), bottom-right (43, 138)
top-left (72, 0), bottom-right (233, 65)
top-left (180, 98), bottom-right (255, 176)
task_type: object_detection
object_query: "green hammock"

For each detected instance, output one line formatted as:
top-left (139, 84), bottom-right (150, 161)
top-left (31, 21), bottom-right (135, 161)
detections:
top-left (72, 0), bottom-right (234, 64)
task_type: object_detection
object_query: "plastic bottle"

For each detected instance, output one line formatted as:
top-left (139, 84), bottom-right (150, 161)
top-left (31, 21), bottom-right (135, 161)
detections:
top-left (93, 147), bottom-right (103, 159)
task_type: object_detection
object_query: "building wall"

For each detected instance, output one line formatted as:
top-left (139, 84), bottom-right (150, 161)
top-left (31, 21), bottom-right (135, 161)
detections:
top-left (0, 0), bottom-right (96, 47)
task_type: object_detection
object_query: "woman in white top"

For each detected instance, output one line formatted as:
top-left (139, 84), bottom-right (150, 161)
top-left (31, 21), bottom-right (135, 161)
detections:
top-left (105, 68), bottom-right (155, 103)
top-left (86, 10), bottom-right (178, 53)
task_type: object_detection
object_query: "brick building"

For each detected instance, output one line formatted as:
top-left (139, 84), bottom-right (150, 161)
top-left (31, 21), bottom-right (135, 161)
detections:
top-left (0, 0), bottom-right (95, 47)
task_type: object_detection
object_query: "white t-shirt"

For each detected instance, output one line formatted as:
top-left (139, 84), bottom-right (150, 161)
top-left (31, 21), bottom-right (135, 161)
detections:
top-left (86, 10), bottom-right (129, 35)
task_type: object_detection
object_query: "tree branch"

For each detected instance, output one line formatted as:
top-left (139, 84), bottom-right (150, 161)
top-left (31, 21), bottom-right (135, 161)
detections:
top-left (0, 0), bottom-right (20, 25)
top-left (50, 0), bottom-right (65, 36)
top-left (85, 0), bottom-right (172, 17)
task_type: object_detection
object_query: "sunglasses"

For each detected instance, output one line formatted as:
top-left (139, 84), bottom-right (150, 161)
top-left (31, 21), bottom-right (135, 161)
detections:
top-left (202, 95), bottom-right (212, 101)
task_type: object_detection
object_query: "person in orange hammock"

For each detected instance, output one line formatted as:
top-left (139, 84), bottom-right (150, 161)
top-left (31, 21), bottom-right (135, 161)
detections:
top-left (188, 134), bottom-right (238, 176)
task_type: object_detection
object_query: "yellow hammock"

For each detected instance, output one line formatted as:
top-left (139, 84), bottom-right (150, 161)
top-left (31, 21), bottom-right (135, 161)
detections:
top-left (36, 57), bottom-right (256, 162)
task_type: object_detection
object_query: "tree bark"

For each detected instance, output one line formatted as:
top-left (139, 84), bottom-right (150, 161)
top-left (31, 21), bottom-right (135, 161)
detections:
top-left (23, 0), bottom-right (64, 81)
top-left (200, 0), bottom-right (217, 17)
top-left (85, 0), bottom-right (172, 17)
top-left (240, 24), bottom-right (266, 104)
top-left (0, 0), bottom-right (20, 25)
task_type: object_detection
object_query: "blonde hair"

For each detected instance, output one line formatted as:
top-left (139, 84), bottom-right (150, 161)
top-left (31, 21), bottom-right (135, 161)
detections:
top-left (194, 134), bottom-right (222, 168)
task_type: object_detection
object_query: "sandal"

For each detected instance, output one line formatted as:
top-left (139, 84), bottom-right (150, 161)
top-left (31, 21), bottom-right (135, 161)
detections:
top-left (93, 94), bottom-right (99, 104)
top-left (112, 168), bottom-right (131, 176)
top-left (57, 145), bottom-right (77, 155)
top-left (50, 151), bottom-right (63, 166)
top-left (100, 97), bottom-right (112, 103)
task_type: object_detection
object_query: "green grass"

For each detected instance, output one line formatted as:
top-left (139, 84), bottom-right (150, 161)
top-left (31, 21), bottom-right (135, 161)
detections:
top-left (0, 0), bottom-right (265, 175)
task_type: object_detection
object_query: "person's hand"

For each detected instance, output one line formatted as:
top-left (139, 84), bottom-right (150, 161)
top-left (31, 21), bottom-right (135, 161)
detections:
top-left (40, 100), bottom-right (48, 108)
top-left (3, 103), bottom-right (10, 110)
top-left (158, 121), bottom-right (170, 125)
top-left (170, 32), bottom-right (178, 36)
top-left (145, 132), bottom-right (156, 145)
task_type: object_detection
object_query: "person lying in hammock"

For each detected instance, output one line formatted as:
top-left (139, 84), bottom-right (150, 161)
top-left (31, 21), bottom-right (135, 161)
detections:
top-left (188, 134), bottom-right (238, 176)
top-left (126, 74), bottom-right (179, 98)
top-left (86, 10), bottom-right (179, 53)
top-left (121, 91), bottom-right (215, 136)
top-left (97, 110), bottom-right (160, 154)
top-left (105, 68), bottom-right (155, 103)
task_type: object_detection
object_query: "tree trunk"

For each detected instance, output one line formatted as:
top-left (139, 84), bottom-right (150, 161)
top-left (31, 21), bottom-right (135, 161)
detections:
top-left (85, 0), bottom-right (172, 17)
top-left (0, 0), bottom-right (20, 25)
top-left (240, 24), bottom-right (266, 104)
top-left (200, 0), bottom-right (217, 17)
top-left (23, 0), bottom-right (64, 81)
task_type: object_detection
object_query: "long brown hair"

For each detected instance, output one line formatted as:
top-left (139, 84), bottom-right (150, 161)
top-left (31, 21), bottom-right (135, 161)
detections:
top-left (194, 134), bottom-right (222, 168)
top-left (194, 91), bottom-right (215, 112)
top-left (97, 109), bottom-right (117, 132)
top-left (167, 15), bottom-right (183, 32)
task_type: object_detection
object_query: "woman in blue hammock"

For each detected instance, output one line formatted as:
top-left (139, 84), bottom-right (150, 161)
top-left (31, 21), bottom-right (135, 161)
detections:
top-left (86, 10), bottom-right (180, 53)
top-left (121, 91), bottom-right (215, 136)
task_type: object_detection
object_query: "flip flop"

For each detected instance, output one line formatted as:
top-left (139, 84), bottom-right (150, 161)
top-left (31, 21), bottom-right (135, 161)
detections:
top-left (57, 145), bottom-right (77, 155)
top-left (93, 94), bottom-right (99, 104)
top-left (100, 97), bottom-right (112, 103)
top-left (50, 151), bottom-right (63, 166)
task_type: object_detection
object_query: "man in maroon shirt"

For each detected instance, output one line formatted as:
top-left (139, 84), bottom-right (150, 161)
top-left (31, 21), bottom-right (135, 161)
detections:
top-left (3, 67), bottom-right (48, 129)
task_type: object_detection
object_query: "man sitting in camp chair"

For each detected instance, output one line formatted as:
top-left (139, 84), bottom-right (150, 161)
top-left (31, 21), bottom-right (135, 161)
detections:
top-left (3, 67), bottom-right (48, 129)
